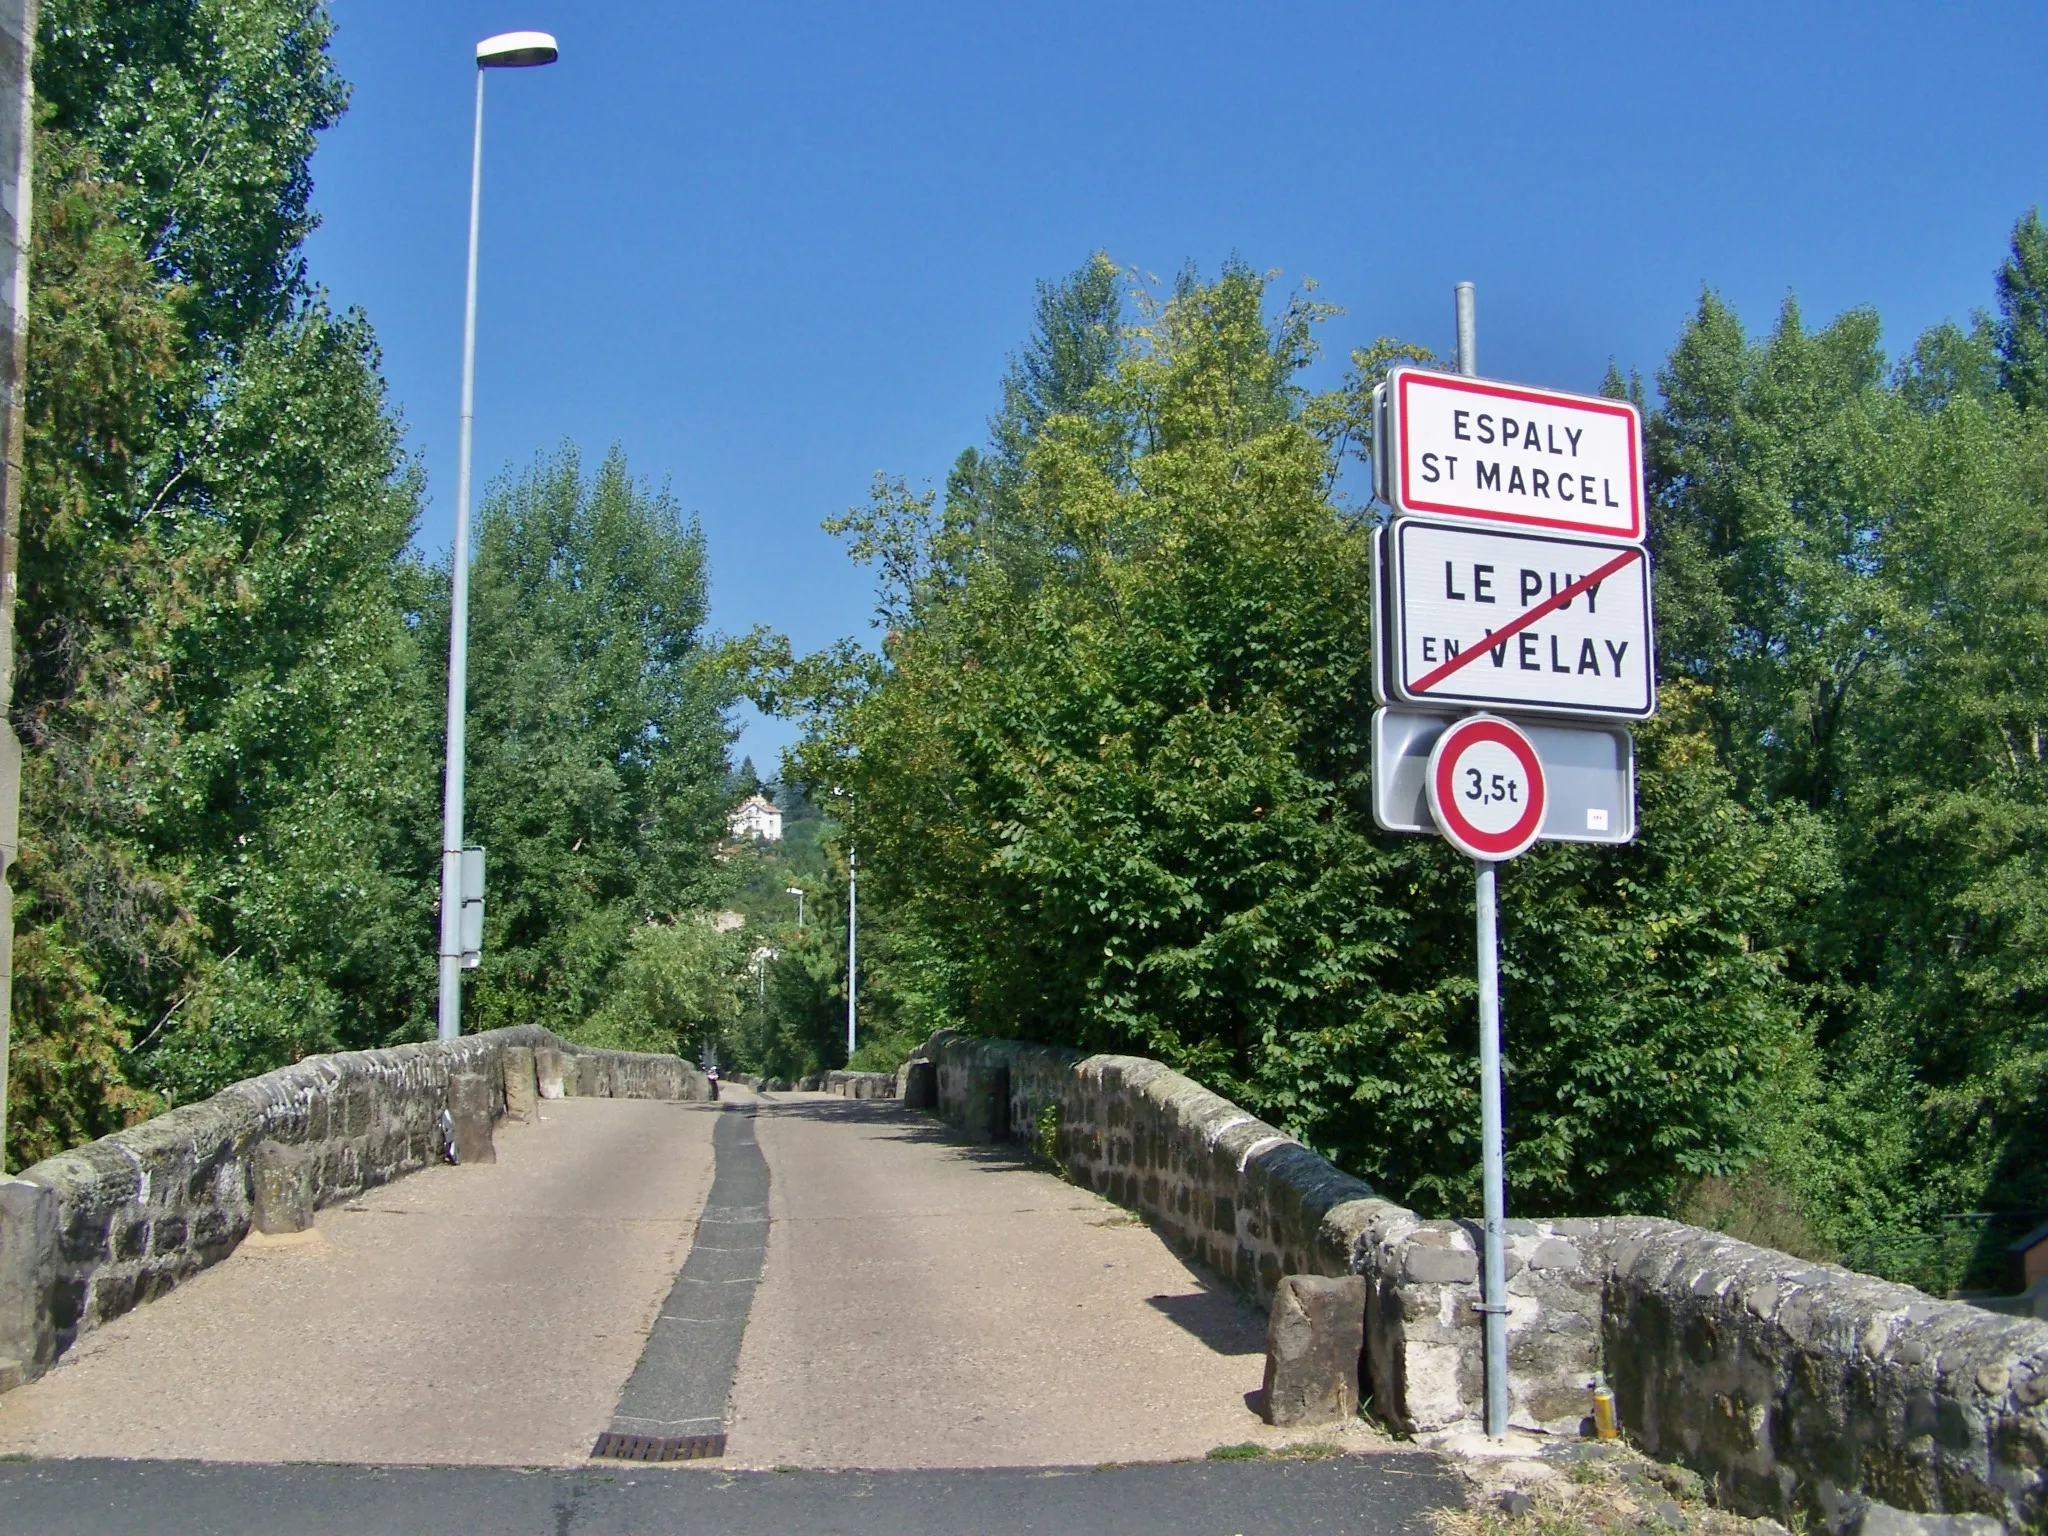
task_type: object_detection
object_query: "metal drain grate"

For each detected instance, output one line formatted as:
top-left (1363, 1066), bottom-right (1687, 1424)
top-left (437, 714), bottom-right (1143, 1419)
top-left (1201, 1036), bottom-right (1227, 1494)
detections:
top-left (591, 1428), bottom-right (728, 1462)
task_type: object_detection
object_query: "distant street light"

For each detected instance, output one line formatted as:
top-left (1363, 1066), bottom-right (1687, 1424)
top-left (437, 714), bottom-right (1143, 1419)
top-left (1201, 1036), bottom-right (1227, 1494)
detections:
top-left (832, 788), bottom-right (856, 1063)
top-left (786, 886), bottom-right (805, 929)
top-left (436, 31), bottom-right (558, 1043)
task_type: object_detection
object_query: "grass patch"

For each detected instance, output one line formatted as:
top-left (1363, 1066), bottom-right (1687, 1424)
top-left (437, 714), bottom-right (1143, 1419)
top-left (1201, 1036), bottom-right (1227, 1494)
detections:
top-left (1274, 1441), bottom-right (1343, 1460)
top-left (1205, 1443), bottom-right (1268, 1461)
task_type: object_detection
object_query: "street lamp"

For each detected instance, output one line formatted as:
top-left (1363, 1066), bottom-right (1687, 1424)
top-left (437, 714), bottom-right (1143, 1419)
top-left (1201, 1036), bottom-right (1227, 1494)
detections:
top-left (832, 788), bottom-right (856, 1063)
top-left (437, 30), bottom-right (559, 1042)
top-left (786, 886), bottom-right (805, 929)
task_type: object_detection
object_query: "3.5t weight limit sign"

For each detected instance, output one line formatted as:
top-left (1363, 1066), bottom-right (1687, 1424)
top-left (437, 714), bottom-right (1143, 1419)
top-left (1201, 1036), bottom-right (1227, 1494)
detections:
top-left (1384, 519), bottom-right (1655, 721)
top-left (1427, 715), bottom-right (1546, 860)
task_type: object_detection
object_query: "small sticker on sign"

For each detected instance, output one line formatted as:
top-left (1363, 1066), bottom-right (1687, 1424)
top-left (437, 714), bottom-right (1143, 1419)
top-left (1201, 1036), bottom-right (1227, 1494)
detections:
top-left (1586, 808), bottom-right (1609, 831)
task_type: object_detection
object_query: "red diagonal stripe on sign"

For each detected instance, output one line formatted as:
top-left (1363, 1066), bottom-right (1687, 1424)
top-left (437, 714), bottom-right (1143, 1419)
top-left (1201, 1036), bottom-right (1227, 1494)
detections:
top-left (1409, 544), bottom-right (1645, 695)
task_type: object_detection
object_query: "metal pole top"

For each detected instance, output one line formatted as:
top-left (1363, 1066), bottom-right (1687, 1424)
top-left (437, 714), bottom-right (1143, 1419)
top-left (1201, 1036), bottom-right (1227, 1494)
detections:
top-left (1455, 282), bottom-right (1477, 378)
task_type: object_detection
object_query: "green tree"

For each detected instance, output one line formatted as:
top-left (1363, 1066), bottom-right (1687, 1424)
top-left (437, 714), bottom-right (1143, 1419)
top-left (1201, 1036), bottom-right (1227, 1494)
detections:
top-left (36, 0), bottom-right (348, 348)
top-left (455, 446), bottom-right (736, 1037)
top-left (1995, 208), bottom-right (2048, 410)
top-left (584, 918), bottom-right (747, 1058)
top-left (780, 259), bottom-right (1807, 1217)
top-left (1646, 279), bottom-right (2048, 1277)
top-left (9, 1), bottom-right (438, 1161)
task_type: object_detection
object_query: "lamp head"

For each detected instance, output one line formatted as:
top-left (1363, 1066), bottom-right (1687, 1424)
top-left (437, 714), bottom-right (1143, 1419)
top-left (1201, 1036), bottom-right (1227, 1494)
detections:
top-left (477, 30), bottom-right (558, 68)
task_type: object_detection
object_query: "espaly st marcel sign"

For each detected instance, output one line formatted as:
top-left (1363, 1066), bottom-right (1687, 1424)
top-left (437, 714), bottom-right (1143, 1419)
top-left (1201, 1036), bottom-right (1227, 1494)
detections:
top-left (1373, 367), bottom-right (1645, 542)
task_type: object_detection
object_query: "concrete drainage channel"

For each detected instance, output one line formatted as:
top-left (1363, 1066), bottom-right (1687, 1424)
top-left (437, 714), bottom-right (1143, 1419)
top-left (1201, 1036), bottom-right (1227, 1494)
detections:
top-left (591, 1105), bottom-right (769, 1462)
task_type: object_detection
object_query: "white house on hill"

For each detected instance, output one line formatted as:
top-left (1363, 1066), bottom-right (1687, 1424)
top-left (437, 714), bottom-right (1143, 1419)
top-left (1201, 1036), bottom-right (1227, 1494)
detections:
top-left (729, 793), bottom-right (783, 842)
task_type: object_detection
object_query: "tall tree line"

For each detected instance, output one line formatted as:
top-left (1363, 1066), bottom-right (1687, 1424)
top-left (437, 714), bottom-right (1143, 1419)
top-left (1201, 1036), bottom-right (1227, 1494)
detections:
top-left (6, 2), bottom-right (738, 1169)
top-left (784, 227), bottom-right (2048, 1288)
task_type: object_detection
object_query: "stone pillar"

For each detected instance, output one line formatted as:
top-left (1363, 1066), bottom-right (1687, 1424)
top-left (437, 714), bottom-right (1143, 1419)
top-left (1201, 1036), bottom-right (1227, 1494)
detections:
top-left (501, 1045), bottom-right (538, 1123)
top-left (249, 1142), bottom-right (315, 1234)
top-left (445, 1072), bottom-right (496, 1165)
top-left (0, 2), bottom-right (38, 1174)
top-left (902, 1059), bottom-right (937, 1110)
top-left (1261, 1274), bottom-right (1367, 1426)
top-left (0, 1176), bottom-right (54, 1387)
top-left (534, 1047), bottom-right (570, 1099)
top-left (964, 1065), bottom-right (1010, 1143)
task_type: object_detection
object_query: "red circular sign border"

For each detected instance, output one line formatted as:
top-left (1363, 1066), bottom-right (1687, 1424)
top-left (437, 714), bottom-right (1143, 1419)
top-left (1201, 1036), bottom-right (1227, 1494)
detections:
top-left (1428, 715), bottom-right (1547, 860)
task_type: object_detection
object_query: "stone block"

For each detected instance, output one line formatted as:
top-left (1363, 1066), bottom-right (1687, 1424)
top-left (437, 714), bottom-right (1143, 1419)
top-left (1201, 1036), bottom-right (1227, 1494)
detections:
top-left (903, 1059), bottom-right (938, 1110)
top-left (250, 1142), bottom-right (316, 1235)
top-left (963, 1065), bottom-right (1010, 1143)
top-left (535, 1048), bottom-right (570, 1100)
top-left (0, 1179), bottom-right (57, 1380)
top-left (1529, 1238), bottom-right (1581, 1270)
top-left (1261, 1273), bottom-right (1366, 1426)
top-left (1403, 1235), bottom-right (1479, 1285)
top-left (445, 1072), bottom-right (497, 1166)
top-left (1852, 1504), bottom-right (2002, 1536)
top-left (501, 1046), bottom-right (539, 1123)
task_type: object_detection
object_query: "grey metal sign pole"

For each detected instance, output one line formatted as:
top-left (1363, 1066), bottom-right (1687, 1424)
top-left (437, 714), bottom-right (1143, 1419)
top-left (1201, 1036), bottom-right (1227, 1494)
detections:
top-left (1455, 280), bottom-right (1512, 1440)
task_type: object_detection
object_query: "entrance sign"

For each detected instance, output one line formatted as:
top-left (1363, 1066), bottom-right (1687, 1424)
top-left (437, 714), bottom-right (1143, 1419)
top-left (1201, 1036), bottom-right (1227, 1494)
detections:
top-left (1375, 366), bottom-right (1644, 541)
top-left (1378, 283), bottom-right (1657, 1446)
top-left (1385, 519), bottom-right (1654, 721)
top-left (1373, 706), bottom-right (1635, 844)
top-left (1427, 715), bottom-right (1546, 860)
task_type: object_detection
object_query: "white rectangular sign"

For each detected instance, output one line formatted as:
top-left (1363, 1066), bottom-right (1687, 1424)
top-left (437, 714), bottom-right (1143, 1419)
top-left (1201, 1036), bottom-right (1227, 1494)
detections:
top-left (1385, 519), bottom-right (1655, 721)
top-left (1372, 706), bottom-right (1637, 845)
top-left (1377, 366), bottom-right (1645, 542)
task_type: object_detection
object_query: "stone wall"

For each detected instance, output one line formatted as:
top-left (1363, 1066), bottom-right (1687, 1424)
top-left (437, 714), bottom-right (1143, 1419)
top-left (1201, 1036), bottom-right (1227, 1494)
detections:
top-left (821, 1070), bottom-right (897, 1100)
top-left (0, 1026), bottom-right (708, 1391)
top-left (910, 1030), bottom-right (2048, 1532)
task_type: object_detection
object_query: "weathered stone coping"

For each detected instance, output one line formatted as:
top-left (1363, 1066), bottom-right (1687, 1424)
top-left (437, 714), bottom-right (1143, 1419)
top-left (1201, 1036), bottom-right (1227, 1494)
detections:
top-left (911, 1029), bottom-right (2048, 1532)
top-left (0, 1026), bottom-right (707, 1391)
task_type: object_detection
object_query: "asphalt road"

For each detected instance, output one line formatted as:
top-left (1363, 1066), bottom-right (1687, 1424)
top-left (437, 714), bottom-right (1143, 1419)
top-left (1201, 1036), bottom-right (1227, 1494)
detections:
top-left (0, 1097), bottom-right (721, 1464)
top-left (0, 1090), bottom-right (1392, 1469)
top-left (0, 1454), bottom-right (1463, 1536)
top-left (0, 1089), bottom-right (1465, 1533)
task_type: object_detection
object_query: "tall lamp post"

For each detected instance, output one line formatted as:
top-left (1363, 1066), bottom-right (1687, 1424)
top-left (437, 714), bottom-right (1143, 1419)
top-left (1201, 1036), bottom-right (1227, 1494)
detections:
top-left (845, 849), bottom-right (857, 1062)
top-left (786, 886), bottom-right (806, 929)
top-left (437, 30), bottom-right (559, 1042)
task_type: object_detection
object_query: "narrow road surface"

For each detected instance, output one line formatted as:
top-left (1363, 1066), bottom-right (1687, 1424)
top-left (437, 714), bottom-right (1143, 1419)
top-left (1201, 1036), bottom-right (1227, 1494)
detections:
top-left (726, 1092), bottom-right (1350, 1467)
top-left (0, 1097), bottom-right (719, 1464)
top-left (0, 1086), bottom-right (1461, 1533)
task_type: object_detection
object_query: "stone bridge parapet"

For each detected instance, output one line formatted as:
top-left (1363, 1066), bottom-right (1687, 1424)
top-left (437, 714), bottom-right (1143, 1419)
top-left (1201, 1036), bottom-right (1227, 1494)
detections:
top-left (912, 1029), bottom-right (2048, 1532)
top-left (0, 1027), bottom-right (707, 1391)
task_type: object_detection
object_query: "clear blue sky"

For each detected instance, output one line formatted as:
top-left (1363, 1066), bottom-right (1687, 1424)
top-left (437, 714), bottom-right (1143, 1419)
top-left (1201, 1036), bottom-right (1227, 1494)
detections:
top-left (304, 2), bottom-right (2046, 772)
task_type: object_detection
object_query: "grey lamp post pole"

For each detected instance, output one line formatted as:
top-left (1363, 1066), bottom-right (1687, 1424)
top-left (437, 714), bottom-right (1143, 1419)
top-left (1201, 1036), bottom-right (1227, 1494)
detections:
top-left (437, 30), bottom-right (559, 1042)
top-left (831, 789), bottom-right (856, 1062)
top-left (787, 887), bottom-right (805, 929)
top-left (845, 849), bottom-right (857, 1061)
